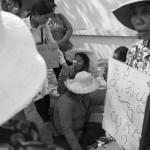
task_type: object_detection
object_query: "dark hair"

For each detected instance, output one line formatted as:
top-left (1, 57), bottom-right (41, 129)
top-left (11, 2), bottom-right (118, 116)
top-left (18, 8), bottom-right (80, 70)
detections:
top-left (31, 0), bottom-right (53, 16)
top-left (46, 0), bottom-right (57, 7)
top-left (113, 46), bottom-right (128, 62)
top-left (75, 53), bottom-right (90, 71)
top-left (14, 0), bottom-right (22, 8)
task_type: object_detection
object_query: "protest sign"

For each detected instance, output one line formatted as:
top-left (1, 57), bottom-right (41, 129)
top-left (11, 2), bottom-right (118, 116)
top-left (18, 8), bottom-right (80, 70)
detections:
top-left (103, 58), bottom-right (150, 150)
top-left (37, 44), bottom-right (59, 69)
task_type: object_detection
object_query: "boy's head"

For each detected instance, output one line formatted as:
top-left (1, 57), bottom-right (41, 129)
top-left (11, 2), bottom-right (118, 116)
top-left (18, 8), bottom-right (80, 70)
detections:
top-left (31, 0), bottom-right (53, 25)
top-left (113, 46), bottom-right (128, 62)
top-left (113, 0), bottom-right (150, 41)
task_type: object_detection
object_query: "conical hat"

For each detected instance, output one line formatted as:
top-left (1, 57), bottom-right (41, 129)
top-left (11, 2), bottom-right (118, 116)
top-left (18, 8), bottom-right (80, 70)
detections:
top-left (113, 0), bottom-right (150, 30)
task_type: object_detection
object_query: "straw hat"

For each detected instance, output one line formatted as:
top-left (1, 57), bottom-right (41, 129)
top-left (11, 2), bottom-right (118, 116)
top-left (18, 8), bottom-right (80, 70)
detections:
top-left (113, 0), bottom-right (150, 30)
top-left (65, 71), bottom-right (99, 94)
top-left (0, 11), bottom-right (47, 125)
top-left (65, 48), bottom-right (98, 74)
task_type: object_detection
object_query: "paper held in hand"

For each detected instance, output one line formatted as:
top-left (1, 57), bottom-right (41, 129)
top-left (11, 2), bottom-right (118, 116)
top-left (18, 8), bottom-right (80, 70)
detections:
top-left (103, 58), bottom-right (150, 150)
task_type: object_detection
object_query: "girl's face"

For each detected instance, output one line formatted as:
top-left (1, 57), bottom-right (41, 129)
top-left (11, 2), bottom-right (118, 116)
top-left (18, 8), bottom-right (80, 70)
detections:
top-left (35, 13), bottom-right (51, 25)
top-left (74, 54), bottom-right (85, 72)
top-left (131, 3), bottom-right (150, 40)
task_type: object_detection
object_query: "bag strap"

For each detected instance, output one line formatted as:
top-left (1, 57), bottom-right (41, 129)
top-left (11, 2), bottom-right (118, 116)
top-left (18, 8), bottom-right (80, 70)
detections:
top-left (40, 28), bottom-right (44, 44)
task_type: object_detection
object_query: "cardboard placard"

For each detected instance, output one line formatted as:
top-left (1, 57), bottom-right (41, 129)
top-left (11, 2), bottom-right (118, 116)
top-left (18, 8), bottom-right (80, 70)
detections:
top-left (37, 44), bottom-right (59, 69)
top-left (103, 58), bottom-right (150, 150)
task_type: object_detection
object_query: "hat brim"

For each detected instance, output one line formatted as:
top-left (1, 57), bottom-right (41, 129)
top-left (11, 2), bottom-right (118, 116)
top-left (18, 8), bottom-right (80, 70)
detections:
top-left (113, 0), bottom-right (149, 30)
top-left (0, 12), bottom-right (47, 125)
top-left (65, 48), bottom-right (98, 74)
top-left (65, 78), bottom-right (99, 94)
top-left (53, 3), bottom-right (57, 7)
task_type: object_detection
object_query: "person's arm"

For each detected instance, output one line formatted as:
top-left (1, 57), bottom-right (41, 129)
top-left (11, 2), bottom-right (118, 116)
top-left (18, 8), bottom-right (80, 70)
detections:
top-left (58, 99), bottom-right (82, 150)
top-left (57, 13), bottom-right (73, 44)
top-left (103, 64), bottom-right (108, 82)
top-left (57, 68), bottom-right (68, 95)
top-left (45, 22), bottom-right (67, 67)
top-left (57, 48), bottom-right (66, 65)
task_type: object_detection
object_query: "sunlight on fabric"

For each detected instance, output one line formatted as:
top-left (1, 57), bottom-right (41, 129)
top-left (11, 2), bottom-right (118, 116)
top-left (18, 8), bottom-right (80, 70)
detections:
top-left (56, 0), bottom-right (136, 36)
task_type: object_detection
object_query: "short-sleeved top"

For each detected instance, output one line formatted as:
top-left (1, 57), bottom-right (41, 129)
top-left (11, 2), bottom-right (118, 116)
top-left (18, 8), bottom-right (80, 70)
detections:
top-left (126, 40), bottom-right (150, 75)
top-left (49, 13), bottom-right (72, 41)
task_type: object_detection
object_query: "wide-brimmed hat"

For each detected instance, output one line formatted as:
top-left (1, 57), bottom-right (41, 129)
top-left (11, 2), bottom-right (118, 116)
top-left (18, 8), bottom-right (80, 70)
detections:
top-left (0, 11), bottom-right (47, 125)
top-left (65, 71), bottom-right (99, 94)
top-left (65, 48), bottom-right (98, 75)
top-left (113, 0), bottom-right (150, 30)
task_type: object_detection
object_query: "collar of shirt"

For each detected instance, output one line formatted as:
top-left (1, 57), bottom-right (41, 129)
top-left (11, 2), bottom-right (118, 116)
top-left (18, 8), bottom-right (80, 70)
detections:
top-left (143, 40), bottom-right (150, 49)
top-left (23, 16), bottom-right (44, 31)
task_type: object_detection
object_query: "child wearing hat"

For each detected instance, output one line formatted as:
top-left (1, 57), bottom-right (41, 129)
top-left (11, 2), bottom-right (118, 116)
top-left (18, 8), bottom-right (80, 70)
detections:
top-left (113, 0), bottom-right (150, 149)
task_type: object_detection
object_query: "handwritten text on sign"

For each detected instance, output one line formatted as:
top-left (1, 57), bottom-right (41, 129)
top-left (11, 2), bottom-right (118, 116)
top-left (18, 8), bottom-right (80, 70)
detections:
top-left (103, 58), bottom-right (150, 150)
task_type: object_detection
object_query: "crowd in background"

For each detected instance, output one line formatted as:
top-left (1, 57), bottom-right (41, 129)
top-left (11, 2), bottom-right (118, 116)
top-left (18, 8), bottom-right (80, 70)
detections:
top-left (1, 0), bottom-right (150, 150)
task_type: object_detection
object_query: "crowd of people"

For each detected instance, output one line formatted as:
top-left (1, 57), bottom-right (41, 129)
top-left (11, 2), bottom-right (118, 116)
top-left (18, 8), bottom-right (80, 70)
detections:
top-left (0, 0), bottom-right (150, 150)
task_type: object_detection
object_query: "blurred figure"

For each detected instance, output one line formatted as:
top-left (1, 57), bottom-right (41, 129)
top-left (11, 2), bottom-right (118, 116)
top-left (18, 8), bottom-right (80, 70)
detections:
top-left (57, 48), bottom-right (98, 96)
top-left (1, 0), bottom-right (29, 18)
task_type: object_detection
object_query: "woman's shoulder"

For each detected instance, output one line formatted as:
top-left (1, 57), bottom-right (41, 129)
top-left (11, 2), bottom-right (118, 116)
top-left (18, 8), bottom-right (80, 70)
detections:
top-left (58, 93), bottom-right (74, 105)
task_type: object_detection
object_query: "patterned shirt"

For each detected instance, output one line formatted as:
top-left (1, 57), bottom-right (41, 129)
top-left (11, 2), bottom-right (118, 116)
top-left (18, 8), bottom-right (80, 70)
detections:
top-left (126, 40), bottom-right (150, 149)
top-left (126, 40), bottom-right (150, 75)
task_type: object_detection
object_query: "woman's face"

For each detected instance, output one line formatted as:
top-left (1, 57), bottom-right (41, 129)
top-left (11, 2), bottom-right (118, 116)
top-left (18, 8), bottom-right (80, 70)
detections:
top-left (5, 0), bottom-right (17, 12)
top-left (74, 54), bottom-right (85, 72)
top-left (35, 13), bottom-right (52, 25)
top-left (131, 3), bottom-right (150, 40)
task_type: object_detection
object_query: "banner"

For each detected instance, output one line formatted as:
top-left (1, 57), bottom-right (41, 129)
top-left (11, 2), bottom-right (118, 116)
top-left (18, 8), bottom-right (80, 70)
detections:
top-left (37, 44), bottom-right (59, 69)
top-left (103, 58), bottom-right (150, 150)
